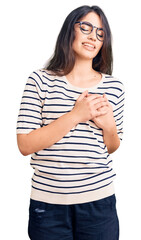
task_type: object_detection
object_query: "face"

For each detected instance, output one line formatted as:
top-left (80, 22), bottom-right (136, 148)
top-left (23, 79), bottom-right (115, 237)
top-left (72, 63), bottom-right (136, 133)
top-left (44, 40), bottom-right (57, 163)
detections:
top-left (72, 12), bottom-right (104, 60)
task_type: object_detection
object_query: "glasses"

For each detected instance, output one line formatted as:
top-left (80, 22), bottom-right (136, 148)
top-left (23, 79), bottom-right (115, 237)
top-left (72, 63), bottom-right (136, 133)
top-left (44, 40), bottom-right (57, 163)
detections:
top-left (75, 21), bottom-right (104, 42)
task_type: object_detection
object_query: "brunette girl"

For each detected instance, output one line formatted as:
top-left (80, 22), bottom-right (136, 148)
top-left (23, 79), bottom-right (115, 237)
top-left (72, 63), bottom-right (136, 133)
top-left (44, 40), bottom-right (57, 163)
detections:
top-left (17, 5), bottom-right (124, 240)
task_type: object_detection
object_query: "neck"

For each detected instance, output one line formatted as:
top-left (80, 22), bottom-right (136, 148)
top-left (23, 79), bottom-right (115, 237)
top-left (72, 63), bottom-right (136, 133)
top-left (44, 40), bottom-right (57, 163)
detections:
top-left (67, 57), bottom-right (97, 82)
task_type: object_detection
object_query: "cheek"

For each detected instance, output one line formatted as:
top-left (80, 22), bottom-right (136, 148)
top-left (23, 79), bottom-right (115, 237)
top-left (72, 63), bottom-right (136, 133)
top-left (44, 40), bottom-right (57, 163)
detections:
top-left (97, 41), bottom-right (103, 49)
top-left (72, 37), bottom-right (81, 51)
top-left (72, 30), bottom-right (86, 50)
top-left (92, 43), bottom-right (103, 59)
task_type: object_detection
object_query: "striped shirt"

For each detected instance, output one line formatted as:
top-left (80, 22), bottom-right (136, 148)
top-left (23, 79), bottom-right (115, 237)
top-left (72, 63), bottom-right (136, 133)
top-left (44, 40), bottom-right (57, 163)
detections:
top-left (16, 69), bottom-right (125, 205)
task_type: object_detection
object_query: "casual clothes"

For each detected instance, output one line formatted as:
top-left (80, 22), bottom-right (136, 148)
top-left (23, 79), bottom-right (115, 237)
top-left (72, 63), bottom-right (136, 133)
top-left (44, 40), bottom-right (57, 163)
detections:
top-left (28, 194), bottom-right (119, 240)
top-left (16, 69), bottom-right (125, 205)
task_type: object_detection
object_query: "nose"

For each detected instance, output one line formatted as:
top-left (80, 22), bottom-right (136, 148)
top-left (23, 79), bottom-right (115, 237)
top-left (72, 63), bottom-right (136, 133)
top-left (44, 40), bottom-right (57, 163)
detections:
top-left (87, 28), bottom-right (97, 41)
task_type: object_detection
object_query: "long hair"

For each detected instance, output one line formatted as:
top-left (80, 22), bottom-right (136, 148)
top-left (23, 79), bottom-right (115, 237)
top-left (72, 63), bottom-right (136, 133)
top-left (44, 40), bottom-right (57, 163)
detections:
top-left (45, 5), bottom-right (113, 76)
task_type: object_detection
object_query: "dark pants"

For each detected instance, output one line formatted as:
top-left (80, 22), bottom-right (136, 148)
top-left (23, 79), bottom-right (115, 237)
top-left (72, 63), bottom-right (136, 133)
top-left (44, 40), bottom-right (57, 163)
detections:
top-left (28, 194), bottom-right (119, 240)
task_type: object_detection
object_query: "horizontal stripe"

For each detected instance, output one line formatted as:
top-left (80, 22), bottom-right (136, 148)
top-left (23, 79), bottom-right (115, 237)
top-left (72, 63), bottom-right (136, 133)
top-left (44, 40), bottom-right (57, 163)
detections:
top-left (34, 152), bottom-right (107, 160)
top-left (31, 181), bottom-right (114, 195)
top-left (44, 103), bottom-right (73, 107)
top-left (17, 127), bottom-right (36, 130)
top-left (42, 74), bottom-right (67, 85)
top-left (18, 114), bottom-right (41, 120)
top-left (29, 77), bottom-right (47, 91)
top-left (31, 156), bottom-right (109, 165)
top-left (38, 169), bottom-right (103, 176)
top-left (98, 86), bottom-right (122, 92)
top-left (16, 69), bottom-right (124, 204)
top-left (30, 163), bottom-right (109, 170)
top-left (113, 104), bottom-right (124, 113)
top-left (24, 89), bottom-right (39, 95)
top-left (54, 141), bottom-right (101, 147)
top-left (17, 121), bottom-right (41, 125)
top-left (19, 108), bottom-right (41, 114)
top-left (43, 75), bottom-right (90, 95)
top-left (45, 96), bottom-right (75, 102)
top-left (40, 148), bottom-right (108, 154)
top-left (116, 115), bottom-right (123, 122)
top-left (32, 174), bottom-right (115, 189)
top-left (22, 95), bottom-right (42, 102)
top-left (33, 168), bottom-right (113, 182)
top-left (21, 102), bottom-right (42, 108)
top-left (114, 109), bottom-right (124, 117)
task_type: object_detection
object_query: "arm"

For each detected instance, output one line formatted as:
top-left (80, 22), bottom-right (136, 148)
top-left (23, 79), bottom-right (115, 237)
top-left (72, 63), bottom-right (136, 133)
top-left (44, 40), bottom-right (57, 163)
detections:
top-left (103, 86), bottom-right (125, 153)
top-left (17, 91), bottom-right (108, 156)
top-left (91, 94), bottom-right (120, 154)
top-left (102, 121), bottom-right (120, 154)
top-left (17, 111), bottom-right (78, 156)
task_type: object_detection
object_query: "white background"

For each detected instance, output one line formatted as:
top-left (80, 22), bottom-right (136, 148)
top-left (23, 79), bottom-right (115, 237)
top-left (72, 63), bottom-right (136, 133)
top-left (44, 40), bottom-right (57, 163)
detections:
top-left (1, 0), bottom-right (141, 239)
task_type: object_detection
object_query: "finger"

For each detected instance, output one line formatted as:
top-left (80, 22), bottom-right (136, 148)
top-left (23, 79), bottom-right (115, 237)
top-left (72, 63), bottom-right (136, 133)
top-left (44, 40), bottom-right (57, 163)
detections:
top-left (85, 91), bottom-right (90, 98)
top-left (95, 107), bottom-right (109, 117)
top-left (103, 95), bottom-right (112, 109)
top-left (86, 94), bottom-right (102, 101)
top-left (97, 106), bottom-right (109, 112)
top-left (94, 101), bottom-right (109, 110)
top-left (103, 93), bottom-right (108, 102)
top-left (77, 90), bottom-right (88, 101)
top-left (92, 96), bottom-right (108, 106)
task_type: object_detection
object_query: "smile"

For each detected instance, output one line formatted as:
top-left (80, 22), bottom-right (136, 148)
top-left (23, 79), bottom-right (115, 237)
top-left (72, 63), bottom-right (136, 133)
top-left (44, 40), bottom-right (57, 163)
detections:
top-left (82, 42), bottom-right (96, 49)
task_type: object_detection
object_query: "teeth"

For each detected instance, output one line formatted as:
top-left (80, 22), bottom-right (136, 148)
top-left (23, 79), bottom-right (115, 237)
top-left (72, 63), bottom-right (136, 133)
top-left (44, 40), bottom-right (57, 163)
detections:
top-left (83, 43), bottom-right (95, 48)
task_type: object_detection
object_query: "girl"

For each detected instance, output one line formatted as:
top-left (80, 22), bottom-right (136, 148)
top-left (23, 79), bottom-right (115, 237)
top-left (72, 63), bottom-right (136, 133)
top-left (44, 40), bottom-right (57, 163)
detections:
top-left (17, 5), bottom-right (125, 240)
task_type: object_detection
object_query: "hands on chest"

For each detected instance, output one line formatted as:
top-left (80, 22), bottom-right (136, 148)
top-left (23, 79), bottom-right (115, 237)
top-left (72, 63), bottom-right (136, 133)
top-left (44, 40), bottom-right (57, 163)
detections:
top-left (71, 90), bottom-right (120, 154)
top-left (72, 90), bottom-right (115, 131)
top-left (88, 93), bottom-right (115, 131)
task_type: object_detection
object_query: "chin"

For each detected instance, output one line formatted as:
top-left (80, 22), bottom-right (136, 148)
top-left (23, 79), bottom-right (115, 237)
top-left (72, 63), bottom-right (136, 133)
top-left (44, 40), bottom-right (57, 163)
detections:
top-left (79, 53), bottom-right (97, 60)
top-left (75, 48), bottom-right (99, 60)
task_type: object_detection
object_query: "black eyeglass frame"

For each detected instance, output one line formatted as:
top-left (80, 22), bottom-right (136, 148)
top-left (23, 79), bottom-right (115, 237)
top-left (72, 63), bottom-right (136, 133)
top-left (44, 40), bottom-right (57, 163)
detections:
top-left (75, 21), bottom-right (104, 42)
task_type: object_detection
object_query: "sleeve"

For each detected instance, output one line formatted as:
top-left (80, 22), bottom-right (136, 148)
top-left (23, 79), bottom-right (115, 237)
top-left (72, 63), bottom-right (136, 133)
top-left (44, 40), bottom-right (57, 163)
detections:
top-left (16, 70), bottom-right (44, 134)
top-left (113, 83), bottom-right (125, 141)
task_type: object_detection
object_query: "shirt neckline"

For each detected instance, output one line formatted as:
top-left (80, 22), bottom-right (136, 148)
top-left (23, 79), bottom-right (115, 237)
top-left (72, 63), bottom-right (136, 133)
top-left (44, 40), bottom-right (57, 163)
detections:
top-left (63, 73), bottom-right (105, 91)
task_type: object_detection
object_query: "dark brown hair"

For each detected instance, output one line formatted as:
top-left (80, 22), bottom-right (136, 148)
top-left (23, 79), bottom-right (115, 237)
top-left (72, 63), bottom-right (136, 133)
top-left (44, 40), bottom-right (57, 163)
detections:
top-left (45, 5), bottom-right (113, 75)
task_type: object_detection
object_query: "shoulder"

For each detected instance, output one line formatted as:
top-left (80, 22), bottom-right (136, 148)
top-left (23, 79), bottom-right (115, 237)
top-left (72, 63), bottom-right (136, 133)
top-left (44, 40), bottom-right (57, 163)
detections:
top-left (28, 68), bottom-right (55, 79)
top-left (102, 73), bottom-right (125, 94)
top-left (27, 68), bottom-right (58, 85)
top-left (27, 69), bottom-right (66, 93)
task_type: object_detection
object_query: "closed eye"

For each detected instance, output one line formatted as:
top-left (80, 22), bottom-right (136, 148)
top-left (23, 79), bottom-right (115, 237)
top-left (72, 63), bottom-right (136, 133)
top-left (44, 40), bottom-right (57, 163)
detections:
top-left (81, 28), bottom-right (89, 32)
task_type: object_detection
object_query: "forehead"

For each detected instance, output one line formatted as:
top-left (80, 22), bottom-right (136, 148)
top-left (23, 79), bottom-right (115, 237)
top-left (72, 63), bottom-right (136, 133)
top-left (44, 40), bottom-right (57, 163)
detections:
top-left (79, 12), bottom-right (103, 28)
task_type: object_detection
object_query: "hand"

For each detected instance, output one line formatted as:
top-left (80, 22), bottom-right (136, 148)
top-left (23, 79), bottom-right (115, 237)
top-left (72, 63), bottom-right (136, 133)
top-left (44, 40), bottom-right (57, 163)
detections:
top-left (71, 91), bottom-right (109, 124)
top-left (91, 94), bottom-right (116, 131)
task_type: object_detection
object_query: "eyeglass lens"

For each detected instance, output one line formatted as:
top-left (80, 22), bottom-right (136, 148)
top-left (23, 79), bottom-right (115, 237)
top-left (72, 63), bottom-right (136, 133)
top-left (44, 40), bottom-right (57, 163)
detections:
top-left (80, 22), bottom-right (104, 41)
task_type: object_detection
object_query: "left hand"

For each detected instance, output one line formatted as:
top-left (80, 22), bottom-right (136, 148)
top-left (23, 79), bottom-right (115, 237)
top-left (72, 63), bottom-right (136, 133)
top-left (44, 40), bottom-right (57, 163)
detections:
top-left (91, 94), bottom-right (116, 130)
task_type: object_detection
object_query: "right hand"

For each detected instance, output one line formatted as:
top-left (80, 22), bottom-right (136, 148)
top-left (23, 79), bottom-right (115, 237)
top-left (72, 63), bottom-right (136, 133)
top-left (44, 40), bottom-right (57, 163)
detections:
top-left (71, 90), bottom-right (109, 124)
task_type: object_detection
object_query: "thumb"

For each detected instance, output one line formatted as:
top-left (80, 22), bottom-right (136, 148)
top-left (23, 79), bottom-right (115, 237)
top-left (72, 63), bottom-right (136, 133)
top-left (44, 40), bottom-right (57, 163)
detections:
top-left (77, 90), bottom-right (88, 102)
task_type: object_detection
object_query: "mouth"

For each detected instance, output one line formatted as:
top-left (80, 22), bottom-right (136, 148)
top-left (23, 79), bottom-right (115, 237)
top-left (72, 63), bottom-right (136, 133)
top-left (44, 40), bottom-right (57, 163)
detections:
top-left (82, 42), bottom-right (96, 49)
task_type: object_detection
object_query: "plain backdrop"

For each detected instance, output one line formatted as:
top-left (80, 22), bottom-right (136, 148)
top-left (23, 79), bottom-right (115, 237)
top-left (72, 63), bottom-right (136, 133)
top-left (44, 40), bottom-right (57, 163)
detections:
top-left (1, 0), bottom-right (141, 239)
